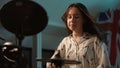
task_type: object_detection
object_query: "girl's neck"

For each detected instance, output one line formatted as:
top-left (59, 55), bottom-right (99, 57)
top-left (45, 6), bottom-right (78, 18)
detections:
top-left (72, 31), bottom-right (83, 43)
top-left (72, 30), bottom-right (83, 37)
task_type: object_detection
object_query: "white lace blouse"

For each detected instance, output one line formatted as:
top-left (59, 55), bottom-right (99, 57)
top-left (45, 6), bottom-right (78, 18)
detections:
top-left (46, 33), bottom-right (111, 68)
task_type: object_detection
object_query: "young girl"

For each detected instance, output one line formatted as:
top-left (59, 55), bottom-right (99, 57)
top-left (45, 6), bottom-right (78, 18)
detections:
top-left (47, 3), bottom-right (111, 68)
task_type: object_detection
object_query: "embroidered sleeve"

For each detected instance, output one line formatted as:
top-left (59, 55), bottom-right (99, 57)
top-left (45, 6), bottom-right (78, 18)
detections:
top-left (46, 37), bottom-right (66, 68)
top-left (94, 37), bottom-right (111, 68)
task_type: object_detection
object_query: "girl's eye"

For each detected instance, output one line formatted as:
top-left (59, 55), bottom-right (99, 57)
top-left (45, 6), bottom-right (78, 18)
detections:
top-left (67, 15), bottom-right (72, 19)
top-left (74, 15), bottom-right (80, 19)
top-left (67, 15), bottom-right (81, 19)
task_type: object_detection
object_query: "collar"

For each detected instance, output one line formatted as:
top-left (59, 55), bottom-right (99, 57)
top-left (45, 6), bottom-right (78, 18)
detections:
top-left (69, 32), bottom-right (92, 44)
top-left (69, 32), bottom-right (91, 39)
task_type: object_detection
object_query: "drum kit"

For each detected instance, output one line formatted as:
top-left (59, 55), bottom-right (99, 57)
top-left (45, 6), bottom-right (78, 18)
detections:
top-left (0, 0), bottom-right (48, 46)
top-left (0, 0), bottom-right (80, 68)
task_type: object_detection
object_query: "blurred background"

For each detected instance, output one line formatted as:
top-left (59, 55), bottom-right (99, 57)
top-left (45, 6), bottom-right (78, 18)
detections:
top-left (0, 0), bottom-right (120, 68)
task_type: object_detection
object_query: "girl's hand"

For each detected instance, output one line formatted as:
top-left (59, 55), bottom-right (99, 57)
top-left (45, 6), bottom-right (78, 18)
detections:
top-left (51, 63), bottom-right (56, 68)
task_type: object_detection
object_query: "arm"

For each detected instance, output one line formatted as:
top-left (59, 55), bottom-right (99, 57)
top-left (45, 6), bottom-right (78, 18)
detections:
top-left (94, 37), bottom-right (111, 68)
top-left (46, 50), bottom-right (60, 68)
top-left (46, 38), bottom-right (66, 68)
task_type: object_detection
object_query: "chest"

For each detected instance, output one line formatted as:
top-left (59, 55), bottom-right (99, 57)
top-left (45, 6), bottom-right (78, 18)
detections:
top-left (65, 39), bottom-right (95, 60)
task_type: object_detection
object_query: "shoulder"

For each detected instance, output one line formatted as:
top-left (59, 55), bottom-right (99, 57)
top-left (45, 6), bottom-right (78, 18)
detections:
top-left (61, 35), bottom-right (71, 42)
top-left (83, 33), bottom-right (104, 46)
top-left (83, 32), bottom-right (99, 41)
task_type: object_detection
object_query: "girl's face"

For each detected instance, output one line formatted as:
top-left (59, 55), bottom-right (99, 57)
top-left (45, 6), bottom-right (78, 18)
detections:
top-left (67, 7), bottom-right (84, 32)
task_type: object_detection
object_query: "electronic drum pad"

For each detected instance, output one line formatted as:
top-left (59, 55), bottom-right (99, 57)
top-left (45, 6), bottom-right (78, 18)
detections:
top-left (0, 0), bottom-right (48, 36)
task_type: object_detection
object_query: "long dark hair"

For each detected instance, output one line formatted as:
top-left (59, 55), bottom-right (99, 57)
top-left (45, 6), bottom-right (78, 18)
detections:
top-left (62, 3), bottom-right (102, 40)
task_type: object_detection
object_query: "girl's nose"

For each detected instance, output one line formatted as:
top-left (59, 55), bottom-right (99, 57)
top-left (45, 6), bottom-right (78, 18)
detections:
top-left (71, 16), bottom-right (75, 23)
